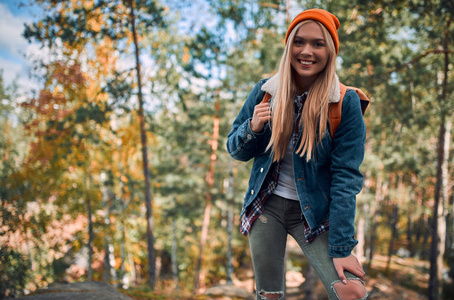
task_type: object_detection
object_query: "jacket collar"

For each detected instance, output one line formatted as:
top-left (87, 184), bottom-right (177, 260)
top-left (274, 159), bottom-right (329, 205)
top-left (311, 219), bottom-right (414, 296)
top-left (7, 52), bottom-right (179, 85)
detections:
top-left (261, 73), bottom-right (341, 104)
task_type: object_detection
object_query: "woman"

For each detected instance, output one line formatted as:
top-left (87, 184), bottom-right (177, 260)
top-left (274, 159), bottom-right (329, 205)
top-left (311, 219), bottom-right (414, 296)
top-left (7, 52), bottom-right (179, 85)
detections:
top-left (226, 8), bottom-right (368, 300)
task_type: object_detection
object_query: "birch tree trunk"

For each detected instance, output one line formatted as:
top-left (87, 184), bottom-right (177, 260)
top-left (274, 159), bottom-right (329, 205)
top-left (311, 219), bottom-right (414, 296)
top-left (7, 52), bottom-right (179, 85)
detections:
top-left (102, 180), bottom-right (117, 284)
top-left (356, 172), bottom-right (369, 263)
top-left (356, 214), bottom-right (366, 263)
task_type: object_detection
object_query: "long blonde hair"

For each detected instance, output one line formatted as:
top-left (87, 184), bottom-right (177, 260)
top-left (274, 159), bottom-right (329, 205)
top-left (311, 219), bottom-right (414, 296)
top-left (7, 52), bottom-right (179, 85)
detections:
top-left (267, 20), bottom-right (337, 162)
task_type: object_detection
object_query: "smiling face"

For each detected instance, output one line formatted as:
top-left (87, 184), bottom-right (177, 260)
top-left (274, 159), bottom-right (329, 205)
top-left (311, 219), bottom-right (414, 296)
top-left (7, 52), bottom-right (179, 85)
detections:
top-left (290, 21), bottom-right (329, 91)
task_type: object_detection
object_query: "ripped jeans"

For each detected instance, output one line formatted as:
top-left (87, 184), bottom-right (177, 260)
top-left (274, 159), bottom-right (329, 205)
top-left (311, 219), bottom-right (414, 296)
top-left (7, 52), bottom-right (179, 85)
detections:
top-left (248, 194), bottom-right (367, 300)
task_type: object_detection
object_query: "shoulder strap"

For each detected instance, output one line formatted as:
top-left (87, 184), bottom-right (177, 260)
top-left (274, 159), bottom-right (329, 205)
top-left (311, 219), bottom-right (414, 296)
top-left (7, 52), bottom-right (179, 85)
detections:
top-left (263, 86), bottom-right (370, 140)
top-left (329, 83), bottom-right (370, 139)
top-left (261, 92), bottom-right (272, 104)
top-left (328, 88), bottom-right (343, 140)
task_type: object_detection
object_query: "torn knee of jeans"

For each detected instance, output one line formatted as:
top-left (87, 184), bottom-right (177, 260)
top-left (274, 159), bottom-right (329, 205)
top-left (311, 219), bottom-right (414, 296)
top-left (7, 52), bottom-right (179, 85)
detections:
top-left (332, 279), bottom-right (367, 300)
top-left (258, 290), bottom-right (284, 300)
top-left (259, 215), bottom-right (268, 223)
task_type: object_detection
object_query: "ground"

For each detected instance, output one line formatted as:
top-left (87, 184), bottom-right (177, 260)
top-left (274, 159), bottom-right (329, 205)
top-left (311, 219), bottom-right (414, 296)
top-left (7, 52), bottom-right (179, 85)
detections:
top-left (120, 254), bottom-right (431, 300)
top-left (14, 253), bottom-right (432, 299)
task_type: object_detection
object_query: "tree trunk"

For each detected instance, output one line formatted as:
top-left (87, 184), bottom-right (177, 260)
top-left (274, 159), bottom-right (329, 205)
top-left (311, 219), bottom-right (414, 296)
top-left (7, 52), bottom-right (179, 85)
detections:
top-left (356, 171), bottom-right (370, 263)
top-left (429, 18), bottom-right (451, 300)
top-left (300, 264), bottom-right (316, 300)
top-left (356, 213), bottom-right (366, 263)
top-left (85, 173), bottom-right (94, 281)
top-left (451, 185), bottom-right (454, 288)
top-left (194, 106), bottom-right (220, 293)
top-left (119, 179), bottom-right (128, 288)
top-left (423, 213), bottom-right (430, 259)
top-left (442, 118), bottom-right (451, 256)
top-left (227, 202), bottom-right (234, 285)
top-left (127, 0), bottom-right (156, 289)
top-left (415, 185), bottom-right (426, 255)
top-left (102, 183), bottom-right (117, 284)
top-left (226, 166), bottom-right (234, 285)
top-left (386, 204), bottom-right (398, 275)
top-left (415, 215), bottom-right (422, 245)
top-left (367, 165), bottom-right (384, 269)
top-left (194, 181), bottom-right (213, 293)
top-left (104, 241), bottom-right (116, 283)
top-left (384, 172), bottom-right (398, 274)
top-left (407, 174), bottom-right (417, 257)
top-left (171, 220), bottom-right (179, 290)
top-left (429, 119), bottom-right (446, 300)
top-left (285, 0), bottom-right (290, 23)
top-left (129, 252), bottom-right (137, 286)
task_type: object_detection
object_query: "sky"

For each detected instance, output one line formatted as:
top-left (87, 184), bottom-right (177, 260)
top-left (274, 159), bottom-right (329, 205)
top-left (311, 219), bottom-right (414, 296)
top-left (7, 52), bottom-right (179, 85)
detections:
top-left (0, 0), bottom-right (216, 96)
top-left (0, 0), bottom-right (234, 99)
top-left (0, 0), bottom-right (303, 97)
top-left (0, 0), bottom-right (41, 93)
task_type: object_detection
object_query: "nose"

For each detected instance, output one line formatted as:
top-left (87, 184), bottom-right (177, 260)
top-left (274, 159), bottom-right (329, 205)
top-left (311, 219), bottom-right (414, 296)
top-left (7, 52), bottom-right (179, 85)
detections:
top-left (300, 44), bottom-right (312, 56)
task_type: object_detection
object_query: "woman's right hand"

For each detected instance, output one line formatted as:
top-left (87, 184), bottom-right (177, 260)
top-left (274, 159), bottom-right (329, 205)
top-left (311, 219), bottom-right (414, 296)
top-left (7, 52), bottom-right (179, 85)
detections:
top-left (250, 102), bottom-right (271, 133)
top-left (333, 254), bottom-right (365, 284)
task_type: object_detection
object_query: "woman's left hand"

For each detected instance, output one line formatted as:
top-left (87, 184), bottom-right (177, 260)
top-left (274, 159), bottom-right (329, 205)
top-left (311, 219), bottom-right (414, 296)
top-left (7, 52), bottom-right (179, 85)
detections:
top-left (333, 254), bottom-right (365, 285)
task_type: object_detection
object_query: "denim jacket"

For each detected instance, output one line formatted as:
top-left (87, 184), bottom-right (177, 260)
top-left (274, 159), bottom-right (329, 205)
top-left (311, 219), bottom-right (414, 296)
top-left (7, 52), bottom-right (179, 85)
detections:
top-left (226, 74), bottom-right (366, 258)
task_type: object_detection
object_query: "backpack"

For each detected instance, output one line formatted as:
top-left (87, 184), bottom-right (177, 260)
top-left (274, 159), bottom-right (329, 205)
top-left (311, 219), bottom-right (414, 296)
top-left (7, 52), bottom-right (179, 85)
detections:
top-left (260, 83), bottom-right (370, 139)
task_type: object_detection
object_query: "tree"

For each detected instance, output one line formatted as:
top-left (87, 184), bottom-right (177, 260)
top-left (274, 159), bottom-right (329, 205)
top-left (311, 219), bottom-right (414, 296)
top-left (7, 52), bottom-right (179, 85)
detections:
top-left (402, 1), bottom-right (454, 298)
top-left (23, 0), bottom-right (168, 289)
top-left (0, 72), bottom-right (32, 298)
top-left (127, 0), bottom-right (157, 288)
top-left (427, 13), bottom-right (453, 300)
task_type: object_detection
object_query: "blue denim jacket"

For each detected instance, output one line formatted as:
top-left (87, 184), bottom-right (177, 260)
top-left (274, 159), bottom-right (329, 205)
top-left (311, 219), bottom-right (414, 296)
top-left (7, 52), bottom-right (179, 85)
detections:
top-left (226, 75), bottom-right (366, 257)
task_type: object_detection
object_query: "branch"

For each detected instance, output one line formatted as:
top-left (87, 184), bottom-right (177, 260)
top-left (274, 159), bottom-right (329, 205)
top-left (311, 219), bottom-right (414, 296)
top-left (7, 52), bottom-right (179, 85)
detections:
top-left (396, 49), bottom-right (453, 72)
top-left (369, 49), bottom-right (454, 80)
top-left (259, 3), bottom-right (282, 10)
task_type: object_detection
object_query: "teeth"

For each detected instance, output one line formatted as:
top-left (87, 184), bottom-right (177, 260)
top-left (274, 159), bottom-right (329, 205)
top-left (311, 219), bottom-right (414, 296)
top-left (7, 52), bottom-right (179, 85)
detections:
top-left (300, 61), bottom-right (313, 65)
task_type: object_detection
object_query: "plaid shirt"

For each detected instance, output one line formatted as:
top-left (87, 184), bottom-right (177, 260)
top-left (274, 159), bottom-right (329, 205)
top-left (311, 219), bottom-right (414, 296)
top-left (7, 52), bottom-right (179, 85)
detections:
top-left (240, 92), bottom-right (330, 242)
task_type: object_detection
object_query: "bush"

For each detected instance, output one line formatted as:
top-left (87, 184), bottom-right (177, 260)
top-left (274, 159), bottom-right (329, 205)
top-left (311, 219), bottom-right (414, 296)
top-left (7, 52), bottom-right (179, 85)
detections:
top-left (0, 246), bottom-right (31, 299)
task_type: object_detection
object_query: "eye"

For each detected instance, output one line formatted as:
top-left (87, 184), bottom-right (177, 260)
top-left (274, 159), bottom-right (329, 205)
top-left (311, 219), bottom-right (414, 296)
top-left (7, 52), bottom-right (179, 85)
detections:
top-left (294, 39), bottom-right (303, 45)
top-left (314, 41), bottom-right (326, 47)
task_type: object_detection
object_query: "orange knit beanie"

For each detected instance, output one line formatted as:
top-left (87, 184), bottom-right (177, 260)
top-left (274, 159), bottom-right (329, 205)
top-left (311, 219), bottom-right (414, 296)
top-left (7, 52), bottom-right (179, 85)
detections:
top-left (285, 8), bottom-right (340, 54)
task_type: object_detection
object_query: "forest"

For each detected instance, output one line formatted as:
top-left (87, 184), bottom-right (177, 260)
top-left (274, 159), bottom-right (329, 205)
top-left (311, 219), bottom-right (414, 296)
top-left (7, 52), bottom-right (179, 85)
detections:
top-left (0, 0), bottom-right (453, 299)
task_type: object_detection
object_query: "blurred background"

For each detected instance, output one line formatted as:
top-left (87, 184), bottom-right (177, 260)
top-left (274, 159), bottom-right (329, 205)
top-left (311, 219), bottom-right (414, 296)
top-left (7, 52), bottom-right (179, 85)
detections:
top-left (0, 0), bottom-right (453, 299)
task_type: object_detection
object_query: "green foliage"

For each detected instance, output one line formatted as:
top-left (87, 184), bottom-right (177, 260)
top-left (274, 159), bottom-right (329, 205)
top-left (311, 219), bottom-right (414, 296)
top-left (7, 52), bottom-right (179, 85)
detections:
top-left (23, 0), bottom-right (166, 47)
top-left (0, 246), bottom-right (31, 299)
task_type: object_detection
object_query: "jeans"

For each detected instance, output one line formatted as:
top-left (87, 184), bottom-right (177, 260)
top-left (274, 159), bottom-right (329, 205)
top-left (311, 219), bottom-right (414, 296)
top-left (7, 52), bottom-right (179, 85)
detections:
top-left (248, 194), bottom-right (367, 300)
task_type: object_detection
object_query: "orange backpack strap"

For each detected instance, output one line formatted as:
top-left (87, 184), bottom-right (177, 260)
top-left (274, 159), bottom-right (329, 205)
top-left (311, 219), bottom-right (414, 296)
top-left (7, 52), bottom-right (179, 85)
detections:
top-left (345, 85), bottom-right (370, 115)
top-left (263, 86), bottom-right (369, 140)
top-left (328, 86), bottom-right (344, 140)
top-left (329, 83), bottom-right (370, 139)
top-left (261, 92), bottom-right (272, 104)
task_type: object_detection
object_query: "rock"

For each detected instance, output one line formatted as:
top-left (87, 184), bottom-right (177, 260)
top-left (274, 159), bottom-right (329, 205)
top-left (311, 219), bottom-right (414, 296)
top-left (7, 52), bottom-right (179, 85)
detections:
top-left (204, 284), bottom-right (255, 300)
top-left (15, 281), bottom-right (132, 300)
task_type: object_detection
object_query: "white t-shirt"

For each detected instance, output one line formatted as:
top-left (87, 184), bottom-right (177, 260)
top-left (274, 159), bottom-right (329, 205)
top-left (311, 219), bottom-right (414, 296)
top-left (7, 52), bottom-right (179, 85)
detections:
top-left (273, 139), bottom-right (299, 201)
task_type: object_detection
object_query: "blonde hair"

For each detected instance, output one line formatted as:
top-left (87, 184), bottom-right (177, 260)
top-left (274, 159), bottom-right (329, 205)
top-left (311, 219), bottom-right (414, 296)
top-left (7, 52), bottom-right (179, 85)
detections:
top-left (267, 20), bottom-right (337, 162)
